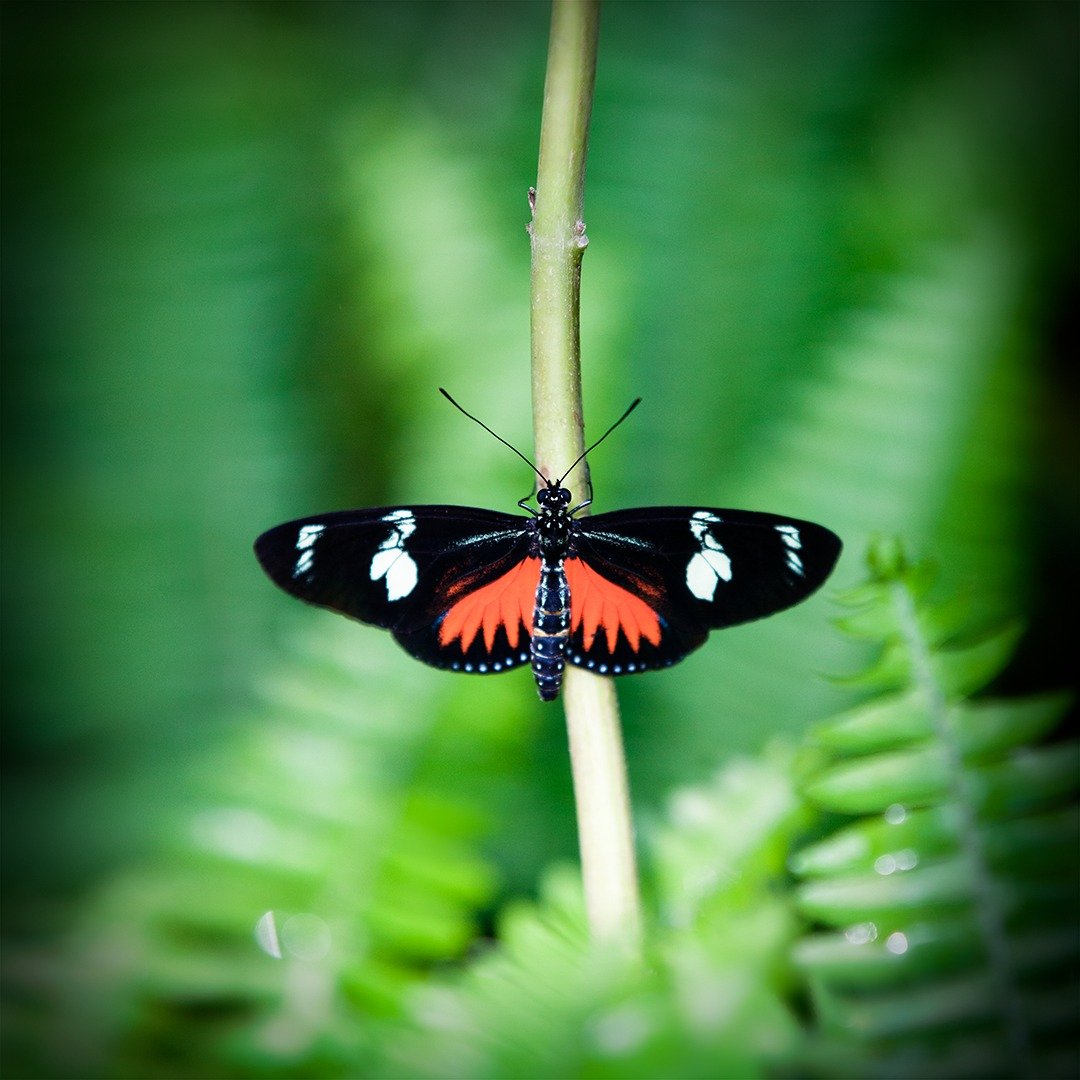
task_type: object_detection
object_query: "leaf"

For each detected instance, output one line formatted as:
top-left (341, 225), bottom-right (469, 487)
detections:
top-left (802, 746), bottom-right (951, 813)
top-left (929, 623), bottom-right (1024, 697)
top-left (792, 548), bottom-right (1078, 1077)
top-left (27, 623), bottom-right (503, 1077)
top-left (814, 689), bottom-right (932, 754)
top-left (953, 694), bottom-right (1071, 761)
top-left (797, 858), bottom-right (977, 927)
top-left (378, 756), bottom-right (809, 1079)
top-left (791, 805), bottom-right (959, 879)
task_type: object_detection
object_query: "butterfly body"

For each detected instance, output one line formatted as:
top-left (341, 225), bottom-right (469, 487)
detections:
top-left (255, 477), bottom-right (841, 702)
top-left (527, 484), bottom-right (577, 700)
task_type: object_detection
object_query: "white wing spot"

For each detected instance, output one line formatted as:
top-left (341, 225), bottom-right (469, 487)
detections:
top-left (776, 525), bottom-right (804, 576)
top-left (293, 524), bottom-right (325, 578)
top-left (775, 524), bottom-right (801, 548)
top-left (369, 511), bottom-right (419, 601)
top-left (686, 511), bottom-right (731, 600)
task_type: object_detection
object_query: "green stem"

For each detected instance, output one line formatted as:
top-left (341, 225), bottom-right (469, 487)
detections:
top-left (530, 0), bottom-right (642, 954)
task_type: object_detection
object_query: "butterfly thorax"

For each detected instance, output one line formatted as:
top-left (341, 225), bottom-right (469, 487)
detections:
top-left (533, 484), bottom-right (575, 559)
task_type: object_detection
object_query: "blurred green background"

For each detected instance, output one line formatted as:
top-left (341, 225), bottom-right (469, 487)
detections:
top-left (2, 1), bottom-right (1076, 1076)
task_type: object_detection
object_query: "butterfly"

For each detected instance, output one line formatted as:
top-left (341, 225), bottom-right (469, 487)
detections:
top-left (254, 392), bottom-right (842, 701)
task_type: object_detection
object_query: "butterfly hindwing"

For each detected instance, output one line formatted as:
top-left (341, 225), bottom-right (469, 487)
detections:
top-left (254, 506), bottom-right (537, 672)
top-left (565, 508), bottom-right (842, 673)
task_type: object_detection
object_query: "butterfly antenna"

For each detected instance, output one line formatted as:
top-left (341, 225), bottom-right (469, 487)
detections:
top-left (556, 397), bottom-right (642, 484)
top-left (439, 388), bottom-right (548, 485)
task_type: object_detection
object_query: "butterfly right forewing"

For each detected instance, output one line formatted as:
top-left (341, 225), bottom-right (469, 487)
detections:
top-left (254, 505), bottom-right (535, 659)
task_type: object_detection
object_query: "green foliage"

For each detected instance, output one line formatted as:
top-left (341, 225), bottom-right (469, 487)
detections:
top-left (5, 544), bottom-right (1076, 1079)
top-left (8, 656), bottom-right (809, 1079)
top-left (2, 2), bottom-right (1076, 1077)
top-left (377, 752), bottom-right (807, 1079)
top-left (792, 541), bottom-right (1078, 1078)
top-left (15, 622), bottom-right (505, 1078)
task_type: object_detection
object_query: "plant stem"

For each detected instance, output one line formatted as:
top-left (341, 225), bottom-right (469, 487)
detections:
top-left (530, 0), bottom-right (642, 955)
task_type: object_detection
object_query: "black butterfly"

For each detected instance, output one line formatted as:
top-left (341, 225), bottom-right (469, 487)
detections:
top-left (254, 393), bottom-right (841, 701)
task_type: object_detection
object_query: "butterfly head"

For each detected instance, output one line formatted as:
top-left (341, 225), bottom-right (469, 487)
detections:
top-left (536, 483), bottom-right (573, 513)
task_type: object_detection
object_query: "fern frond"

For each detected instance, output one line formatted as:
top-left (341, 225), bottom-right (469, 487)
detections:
top-left (377, 753), bottom-right (808, 1079)
top-left (792, 541), bottom-right (1078, 1078)
top-left (32, 621), bottom-right (505, 1078)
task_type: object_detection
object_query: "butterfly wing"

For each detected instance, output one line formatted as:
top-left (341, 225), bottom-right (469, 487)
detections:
top-left (254, 506), bottom-right (540, 673)
top-left (565, 508), bottom-right (841, 674)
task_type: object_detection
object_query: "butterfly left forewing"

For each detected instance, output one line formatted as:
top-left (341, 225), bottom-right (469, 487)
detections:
top-left (566, 508), bottom-right (841, 673)
top-left (254, 505), bottom-right (537, 672)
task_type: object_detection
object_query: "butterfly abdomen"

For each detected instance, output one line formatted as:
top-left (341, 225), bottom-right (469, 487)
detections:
top-left (531, 559), bottom-right (570, 701)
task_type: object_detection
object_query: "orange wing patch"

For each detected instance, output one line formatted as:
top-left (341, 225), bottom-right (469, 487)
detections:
top-left (438, 557), bottom-right (541, 654)
top-left (564, 558), bottom-right (662, 653)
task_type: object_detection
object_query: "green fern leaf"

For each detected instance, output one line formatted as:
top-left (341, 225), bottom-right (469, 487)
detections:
top-left (377, 754), bottom-right (809, 1079)
top-left (28, 622), bottom-right (505, 1078)
top-left (792, 542), bottom-right (1079, 1078)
